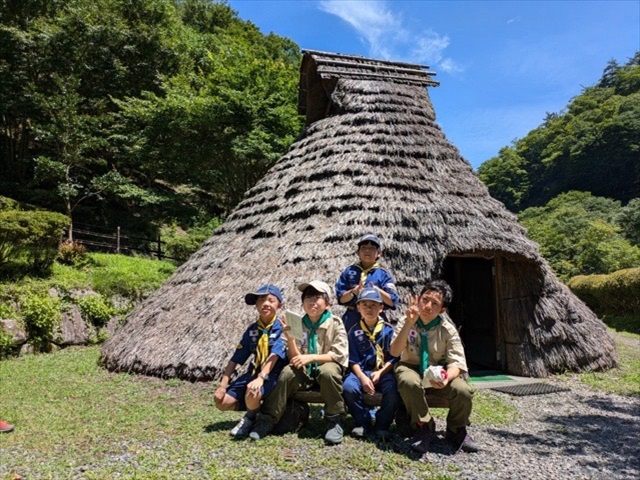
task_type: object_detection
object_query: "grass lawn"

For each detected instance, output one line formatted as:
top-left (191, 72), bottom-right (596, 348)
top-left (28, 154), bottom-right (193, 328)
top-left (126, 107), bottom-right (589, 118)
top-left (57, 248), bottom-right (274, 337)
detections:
top-left (1, 346), bottom-right (515, 480)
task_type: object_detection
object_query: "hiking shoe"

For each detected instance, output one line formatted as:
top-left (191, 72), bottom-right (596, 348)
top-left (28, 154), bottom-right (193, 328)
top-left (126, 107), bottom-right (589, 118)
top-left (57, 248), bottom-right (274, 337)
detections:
top-left (376, 429), bottom-right (392, 441)
top-left (446, 427), bottom-right (480, 453)
top-left (0, 421), bottom-right (14, 433)
top-left (249, 415), bottom-right (274, 441)
top-left (230, 415), bottom-right (254, 438)
top-left (351, 426), bottom-right (366, 439)
top-left (324, 416), bottom-right (344, 445)
top-left (410, 420), bottom-right (435, 453)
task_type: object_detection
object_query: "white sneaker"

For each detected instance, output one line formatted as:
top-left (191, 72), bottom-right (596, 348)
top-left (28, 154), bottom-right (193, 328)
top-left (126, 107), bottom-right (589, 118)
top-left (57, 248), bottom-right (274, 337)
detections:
top-left (230, 416), bottom-right (254, 438)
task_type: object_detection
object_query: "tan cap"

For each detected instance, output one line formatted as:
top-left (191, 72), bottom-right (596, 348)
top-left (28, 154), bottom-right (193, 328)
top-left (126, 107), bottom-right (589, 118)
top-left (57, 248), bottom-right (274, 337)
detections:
top-left (297, 280), bottom-right (332, 297)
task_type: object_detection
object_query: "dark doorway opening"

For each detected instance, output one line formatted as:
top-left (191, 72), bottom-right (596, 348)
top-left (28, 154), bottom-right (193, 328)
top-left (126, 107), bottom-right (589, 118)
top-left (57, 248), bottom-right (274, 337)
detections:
top-left (443, 257), bottom-right (497, 371)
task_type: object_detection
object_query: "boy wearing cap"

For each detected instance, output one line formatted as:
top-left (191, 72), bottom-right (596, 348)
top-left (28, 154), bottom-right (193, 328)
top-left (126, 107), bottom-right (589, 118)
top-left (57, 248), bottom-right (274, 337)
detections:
top-left (249, 281), bottom-right (349, 445)
top-left (214, 284), bottom-right (288, 439)
top-left (390, 279), bottom-right (479, 454)
top-left (336, 234), bottom-right (399, 333)
top-left (343, 287), bottom-right (401, 440)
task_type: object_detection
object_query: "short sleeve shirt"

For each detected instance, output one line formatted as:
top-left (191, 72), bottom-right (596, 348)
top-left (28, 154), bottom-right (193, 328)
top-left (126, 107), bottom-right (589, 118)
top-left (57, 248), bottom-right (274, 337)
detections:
top-left (393, 314), bottom-right (468, 373)
top-left (230, 318), bottom-right (287, 375)
top-left (293, 313), bottom-right (349, 369)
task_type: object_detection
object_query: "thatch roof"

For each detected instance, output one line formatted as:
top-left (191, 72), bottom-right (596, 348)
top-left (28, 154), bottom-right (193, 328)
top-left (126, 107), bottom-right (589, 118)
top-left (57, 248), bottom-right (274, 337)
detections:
top-left (100, 51), bottom-right (616, 380)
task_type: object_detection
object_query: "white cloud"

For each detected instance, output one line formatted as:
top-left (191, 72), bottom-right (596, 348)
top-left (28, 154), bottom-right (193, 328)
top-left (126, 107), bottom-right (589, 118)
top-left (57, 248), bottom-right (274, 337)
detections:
top-left (318, 0), bottom-right (462, 73)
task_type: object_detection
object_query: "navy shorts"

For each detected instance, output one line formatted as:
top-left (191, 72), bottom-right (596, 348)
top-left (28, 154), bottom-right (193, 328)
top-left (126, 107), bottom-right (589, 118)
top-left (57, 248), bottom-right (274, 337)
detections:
top-left (226, 371), bottom-right (279, 411)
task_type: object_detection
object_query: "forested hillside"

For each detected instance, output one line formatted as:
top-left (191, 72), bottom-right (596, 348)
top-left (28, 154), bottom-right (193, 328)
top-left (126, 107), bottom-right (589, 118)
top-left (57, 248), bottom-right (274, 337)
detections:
top-left (0, 0), bottom-right (303, 239)
top-left (478, 53), bottom-right (640, 213)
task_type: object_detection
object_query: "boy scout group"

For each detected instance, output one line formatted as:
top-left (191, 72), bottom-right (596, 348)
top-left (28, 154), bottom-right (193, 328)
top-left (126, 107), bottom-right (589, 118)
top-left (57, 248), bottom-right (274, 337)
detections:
top-left (214, 234), bottom-right (479, 455)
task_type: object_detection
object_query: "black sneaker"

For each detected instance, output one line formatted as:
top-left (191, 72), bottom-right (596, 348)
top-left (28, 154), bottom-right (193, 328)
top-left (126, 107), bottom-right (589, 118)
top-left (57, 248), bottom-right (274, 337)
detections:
top-left (410, 420), bottom-right (435, 453)
top-left (249, 415), bottom-right (275, 441)
top-left (446, 427), bottom-right (480, 453)
top-left (230, 415), bottom-right (254, 438)
top-left (324, 415), bottom-right (344, 445)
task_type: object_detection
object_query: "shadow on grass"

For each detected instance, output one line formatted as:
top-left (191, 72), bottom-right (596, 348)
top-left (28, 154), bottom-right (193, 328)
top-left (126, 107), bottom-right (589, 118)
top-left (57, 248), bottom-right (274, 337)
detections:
top-left (203, 420), bottom-right (237, 433)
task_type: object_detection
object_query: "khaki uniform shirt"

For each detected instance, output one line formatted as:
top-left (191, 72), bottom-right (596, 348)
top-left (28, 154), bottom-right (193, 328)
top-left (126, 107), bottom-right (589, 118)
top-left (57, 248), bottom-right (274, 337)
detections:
top-left (294, 312), bottom-right (349, 369)
top-left (393, 314), bottom-right (468, 373)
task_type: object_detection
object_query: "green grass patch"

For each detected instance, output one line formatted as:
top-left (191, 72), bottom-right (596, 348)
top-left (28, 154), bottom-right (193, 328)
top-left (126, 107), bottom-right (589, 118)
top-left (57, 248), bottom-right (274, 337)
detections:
top-left (0, 346), bottom-right (457, 479)
top-left (600, 312), bottom-right (640, 336)
top-left (430, 389), bottom-right (519, 427)
top-left (576, 328), bottom-right (640, 396)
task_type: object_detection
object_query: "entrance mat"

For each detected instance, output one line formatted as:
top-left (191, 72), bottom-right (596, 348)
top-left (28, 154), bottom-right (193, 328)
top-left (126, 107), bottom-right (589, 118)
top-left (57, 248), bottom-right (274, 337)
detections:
top-left (469, 371), bottom-right (513, 382)
top-left (492, 383), bottom-right (570, 396)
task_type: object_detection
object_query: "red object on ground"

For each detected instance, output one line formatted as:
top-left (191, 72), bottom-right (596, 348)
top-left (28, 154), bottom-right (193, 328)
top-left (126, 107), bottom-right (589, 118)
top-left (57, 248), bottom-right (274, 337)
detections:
top-left (0, 420), bottom-right (14, 433)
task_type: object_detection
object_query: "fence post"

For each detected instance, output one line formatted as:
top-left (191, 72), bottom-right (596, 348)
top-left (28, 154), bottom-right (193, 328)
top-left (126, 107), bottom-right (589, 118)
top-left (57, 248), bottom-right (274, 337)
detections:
top-left (116, 226), bottom-right (120, 253)
top-left (157, 235), bottom-right (162, 260)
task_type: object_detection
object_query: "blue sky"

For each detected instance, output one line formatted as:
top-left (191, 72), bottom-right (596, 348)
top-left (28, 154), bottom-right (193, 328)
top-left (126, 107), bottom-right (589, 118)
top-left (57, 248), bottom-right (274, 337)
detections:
top-left (228, 0), bottom-right (639, 169)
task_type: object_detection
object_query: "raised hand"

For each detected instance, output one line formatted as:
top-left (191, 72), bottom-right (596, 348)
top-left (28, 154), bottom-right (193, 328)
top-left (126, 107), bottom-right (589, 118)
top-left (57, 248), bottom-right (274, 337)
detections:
top-left (405, 294), bottom-right (420, 327)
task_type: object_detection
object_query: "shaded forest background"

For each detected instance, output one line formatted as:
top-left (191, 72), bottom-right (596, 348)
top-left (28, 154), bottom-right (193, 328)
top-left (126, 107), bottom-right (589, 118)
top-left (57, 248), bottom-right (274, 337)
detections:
top-left (1, 0), bottom-right (639, 280)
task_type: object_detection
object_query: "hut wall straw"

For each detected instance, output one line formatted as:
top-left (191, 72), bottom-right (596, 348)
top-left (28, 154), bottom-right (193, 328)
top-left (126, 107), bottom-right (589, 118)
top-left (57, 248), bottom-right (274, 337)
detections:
top-left (99, 52), bottom-right (617, 381)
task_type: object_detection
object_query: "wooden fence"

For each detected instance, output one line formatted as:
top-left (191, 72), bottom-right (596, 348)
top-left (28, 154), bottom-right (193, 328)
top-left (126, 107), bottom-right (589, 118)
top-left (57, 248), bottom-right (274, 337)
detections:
top-left (65, 223), bottom-right (177, 261)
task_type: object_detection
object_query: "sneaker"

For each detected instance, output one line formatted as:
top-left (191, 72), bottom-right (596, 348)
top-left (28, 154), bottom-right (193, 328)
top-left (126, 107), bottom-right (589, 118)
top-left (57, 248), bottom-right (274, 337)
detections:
top-left (324, 416), bottom-right (344, 445)
top-left (230, 415), bottom-right (254, 438)
top-left (410, 420), bottom-right (435, 453)
top-left (249, 415), bottom-right (275, 441)
top-left (351, 426), bottom-right (366, 439)
top-left (0, 421), bottom-right (14, 433)
top-left (376, 429), bottom-right (392, 441)
top-left (446, 427), bottom-right (480, 453)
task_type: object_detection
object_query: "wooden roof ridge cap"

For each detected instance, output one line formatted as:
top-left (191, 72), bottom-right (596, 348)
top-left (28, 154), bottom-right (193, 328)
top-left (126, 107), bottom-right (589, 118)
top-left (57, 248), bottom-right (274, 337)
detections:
top-left (302, 49), bottom-right (436, 75)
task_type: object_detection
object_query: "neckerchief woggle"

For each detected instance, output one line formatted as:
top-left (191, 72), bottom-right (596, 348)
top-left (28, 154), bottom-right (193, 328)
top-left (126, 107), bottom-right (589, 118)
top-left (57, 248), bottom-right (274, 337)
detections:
top-left (416, 315), bottom-right (442, 377)
top-left (253, 314), bottom-right (276, 375)
top-left (359, 318), bottom-right (385, 370)
top-left (302, 310), bottom-right (331, 378)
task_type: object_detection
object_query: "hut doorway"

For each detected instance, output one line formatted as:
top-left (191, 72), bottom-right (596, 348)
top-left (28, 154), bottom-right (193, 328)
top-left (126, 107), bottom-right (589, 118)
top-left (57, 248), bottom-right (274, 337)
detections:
top-left (443, 256), bottom-right (498, 371)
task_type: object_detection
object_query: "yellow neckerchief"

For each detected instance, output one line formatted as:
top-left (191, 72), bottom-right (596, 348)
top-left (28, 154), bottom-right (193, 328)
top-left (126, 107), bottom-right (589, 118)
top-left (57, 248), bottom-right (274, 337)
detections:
top-left (357, 261), bottom-right (380, 285)
top-left (359, 317), bottom-right (384, 371)
top-left (253, 314), bottom-right (276, 375)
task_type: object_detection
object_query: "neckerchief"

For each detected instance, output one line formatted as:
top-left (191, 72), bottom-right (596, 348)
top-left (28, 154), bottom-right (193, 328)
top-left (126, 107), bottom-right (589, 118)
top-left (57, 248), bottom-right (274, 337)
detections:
top-left (416, 316), bottom-right (441, 377)
top-left (253, 314), bottom-right (276, 375)
top-left (360, 318), bottom-right (384, 370)
top-left (302, 310), bottom-right (331, 378)
top-left (357, 261), bottom-right (380, 286)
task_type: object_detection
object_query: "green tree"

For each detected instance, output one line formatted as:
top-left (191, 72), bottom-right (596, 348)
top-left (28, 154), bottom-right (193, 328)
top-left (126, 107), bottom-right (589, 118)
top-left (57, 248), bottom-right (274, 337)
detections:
top-left (519, 191), bottom-right (640, 280)
top-left (615, 198), bottom-right (640, 246)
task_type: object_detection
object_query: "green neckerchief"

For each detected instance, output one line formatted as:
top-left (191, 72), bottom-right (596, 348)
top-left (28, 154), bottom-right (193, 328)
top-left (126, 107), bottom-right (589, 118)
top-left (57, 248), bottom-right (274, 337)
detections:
top-left (302, 310), bottom-right (331, 379)
top-left (416, 315), bottom-right (442, 377)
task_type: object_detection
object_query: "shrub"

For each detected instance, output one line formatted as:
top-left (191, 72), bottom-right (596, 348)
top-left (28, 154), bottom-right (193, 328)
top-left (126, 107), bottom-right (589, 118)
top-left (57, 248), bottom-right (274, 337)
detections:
top-left (0, 209), bottom-right (69, 272)
top-left (160, 218), bottom-right (221, 262)
top-left (568, 267), bottom-right (640, 315)
top-left (58, 239), bottom-right (87, 265)
top-left (0, 329), bottom-right (14, 358)
top-left (75, 293), bottom-right (115, 327)
top-left (21, 294), bottom-right (62, 352)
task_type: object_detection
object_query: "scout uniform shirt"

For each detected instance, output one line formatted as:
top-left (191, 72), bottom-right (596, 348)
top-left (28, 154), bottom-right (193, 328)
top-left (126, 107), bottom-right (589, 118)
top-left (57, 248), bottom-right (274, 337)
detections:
top-left (230, 317), bottom-right (288, 377)
top-left (348, 320), bottom-right (398, 372)
top-left (295, 313), bottom-right (349, 369)
top-left (393, 314), bottom-right (468, 373)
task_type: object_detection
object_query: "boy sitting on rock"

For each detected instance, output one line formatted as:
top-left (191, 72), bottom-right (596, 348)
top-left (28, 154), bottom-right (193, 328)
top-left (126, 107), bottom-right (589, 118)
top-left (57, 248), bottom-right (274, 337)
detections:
top-left (249, 281), bottom-right (349, 445)
top-left (390, 279), bottom-right (479, 454)
top-left (214, 283), bottom-right (288, 438)
top-left (343, 287), bottom-right (401, 441)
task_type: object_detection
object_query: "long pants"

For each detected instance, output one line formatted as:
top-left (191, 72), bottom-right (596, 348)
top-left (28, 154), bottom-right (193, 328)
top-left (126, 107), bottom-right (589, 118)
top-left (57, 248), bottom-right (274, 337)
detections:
top-left (395, 362), bottom-right (474, 432)
top-left (343, 370), bottom-right (401, 431)
top-left (261, 362), bottom-right (345, 422)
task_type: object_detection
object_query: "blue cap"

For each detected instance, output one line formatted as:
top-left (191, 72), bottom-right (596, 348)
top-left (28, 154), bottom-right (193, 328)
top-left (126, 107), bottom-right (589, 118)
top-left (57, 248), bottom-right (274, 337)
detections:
top-left (357, 287), bottom-right (383, 304)
top-left (358, 234), bottom-right (381, 249)
top-left (245, 284), bottom-right (284, 305)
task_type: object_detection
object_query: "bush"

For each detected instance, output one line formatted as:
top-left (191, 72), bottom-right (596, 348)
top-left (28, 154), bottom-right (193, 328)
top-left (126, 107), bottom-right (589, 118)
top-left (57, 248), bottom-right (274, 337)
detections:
top-left (75, 293), bottom-right (115, 327)
top-left (58, 239), bottom-right (87, 265)
top-left (0, 209), bottom-right (69, 272)
top-left (160, 218), bottom-right (221, 262)
top-left (21, 294), bottom-right (62, 352)
top-left (568, 267), bottom-right (640, 315)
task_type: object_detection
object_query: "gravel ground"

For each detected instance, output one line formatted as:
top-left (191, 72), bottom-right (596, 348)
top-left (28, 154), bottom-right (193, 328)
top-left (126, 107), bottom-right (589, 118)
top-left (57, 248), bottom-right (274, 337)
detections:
top-left (418, 377), bottom-right (639, 480)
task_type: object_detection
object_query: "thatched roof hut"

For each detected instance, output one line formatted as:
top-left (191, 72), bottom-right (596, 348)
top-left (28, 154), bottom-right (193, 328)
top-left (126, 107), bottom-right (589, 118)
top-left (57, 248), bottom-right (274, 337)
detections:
top-left (100, 50), bottom-right (617, 380)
